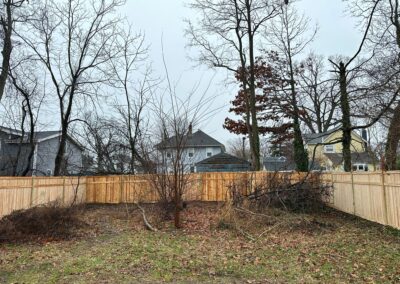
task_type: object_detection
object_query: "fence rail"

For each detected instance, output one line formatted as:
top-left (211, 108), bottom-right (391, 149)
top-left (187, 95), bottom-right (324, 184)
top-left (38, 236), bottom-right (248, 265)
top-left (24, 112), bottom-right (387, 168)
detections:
top-left (0, 172), bottom-right (399, 229)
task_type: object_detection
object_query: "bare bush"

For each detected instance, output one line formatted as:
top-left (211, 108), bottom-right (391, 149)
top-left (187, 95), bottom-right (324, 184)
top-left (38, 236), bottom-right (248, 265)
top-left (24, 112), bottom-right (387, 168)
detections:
top-left (227, 172), bottom-right (332, 213)
top-left (0, 202), bottom-right (85, 243)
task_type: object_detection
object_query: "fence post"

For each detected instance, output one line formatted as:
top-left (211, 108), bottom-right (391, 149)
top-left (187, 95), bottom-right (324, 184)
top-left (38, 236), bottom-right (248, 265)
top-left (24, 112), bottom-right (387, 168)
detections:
top-left (120, 175), bottom-right (124, 203)
top-left (30, 175), bottom-right (35, 207)
top-left (331, 172), bottom-right (335, 205)
top-left (351, 170), bottom-right (356, 215)
top-left (62, 176), bottom-right (66, 205)
top-left (381, 171), bottom-right (389, 225)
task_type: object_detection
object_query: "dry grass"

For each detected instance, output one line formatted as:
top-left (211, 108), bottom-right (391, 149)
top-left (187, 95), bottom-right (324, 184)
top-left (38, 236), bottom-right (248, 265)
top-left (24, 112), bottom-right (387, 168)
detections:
top-left (0, 202), bottom-right (399, 283)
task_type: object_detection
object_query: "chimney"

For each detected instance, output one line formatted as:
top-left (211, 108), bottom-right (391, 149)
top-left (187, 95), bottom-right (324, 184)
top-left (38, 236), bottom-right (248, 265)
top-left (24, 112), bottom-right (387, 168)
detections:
top-left (361, 129), bottom-right (368, 149)
top-left (361, 129), bottom-right (368, 141)
top-left (188, 123), bottom-right (193, 135)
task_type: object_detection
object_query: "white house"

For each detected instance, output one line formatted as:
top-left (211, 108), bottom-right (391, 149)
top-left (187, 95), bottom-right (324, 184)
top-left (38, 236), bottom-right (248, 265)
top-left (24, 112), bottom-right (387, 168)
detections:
top-left (156, 127), bottom-right (225, 173)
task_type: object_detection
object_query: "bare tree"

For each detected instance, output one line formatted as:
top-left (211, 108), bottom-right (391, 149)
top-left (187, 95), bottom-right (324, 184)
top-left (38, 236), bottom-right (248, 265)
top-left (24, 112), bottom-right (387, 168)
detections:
top-left (17, 0), bottom-right (125, 175)
top-left (8, 64), bottom-right (44, 176)
top-left (266, 2), bottom-right (317, 171)
top-left (109, 29), bottom-right (155, 174)
top-left (148, 45), bottom-right (218, 228)
top-left (227, 137), bottom-right (250, 160)
top-left (339, 0), bottom-right (400, 171)
top-left (327, 0), bottom-right (397, 172)
top-left (186, 0), bottom-right (283, 170)
top-left (80, 115), bottom-right (129, 174)
top-left (297, 53), bottom-right (340, 133)
top-left (0, 0), bottom-right (27, 101)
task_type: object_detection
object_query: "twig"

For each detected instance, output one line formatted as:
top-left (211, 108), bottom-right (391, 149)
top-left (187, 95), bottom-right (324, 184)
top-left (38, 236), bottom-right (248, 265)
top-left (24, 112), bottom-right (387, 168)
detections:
top-left (135, 203), bottom-right (158, 232)
top-left (256, 222), bottom-right (285, 239)
top-left (234, 206), bottom-right (273, 218)
top-left (234, 223), bottom-right (256, 241)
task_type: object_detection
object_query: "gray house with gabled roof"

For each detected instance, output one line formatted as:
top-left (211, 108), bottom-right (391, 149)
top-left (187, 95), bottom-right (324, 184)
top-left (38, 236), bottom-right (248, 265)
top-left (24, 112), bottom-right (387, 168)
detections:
top-left (156, 128), bottom-right (225, 173)
top-left (0, 126), bottom-right (83, 176)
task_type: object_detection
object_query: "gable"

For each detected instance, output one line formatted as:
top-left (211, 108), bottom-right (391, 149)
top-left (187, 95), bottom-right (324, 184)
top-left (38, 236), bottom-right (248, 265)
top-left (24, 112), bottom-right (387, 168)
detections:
top-left (157, 130), bottom-right (224, 150)
top-left (324, 130), bottom-right (365, 146)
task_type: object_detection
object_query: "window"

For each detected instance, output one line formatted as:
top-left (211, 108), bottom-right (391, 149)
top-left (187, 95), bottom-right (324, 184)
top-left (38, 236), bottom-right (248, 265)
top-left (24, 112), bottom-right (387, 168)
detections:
top-left (324, 145), bottom-right (334, 153)
top-left (188, 148), bottom-right (195, 158)
top-left (206, 147), bottom-right (213, 157)
top-left (352, 164), bottom-right (369, 172)
top-left (166, 152), bottom-right (171, 158)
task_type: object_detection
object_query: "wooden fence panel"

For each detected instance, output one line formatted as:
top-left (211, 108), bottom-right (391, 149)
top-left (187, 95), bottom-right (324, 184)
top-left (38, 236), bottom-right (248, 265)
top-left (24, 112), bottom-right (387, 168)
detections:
top-left (384, 172), bottom-right (400, 229)
top-left (331, 173), bottom-right (354, 214)
top-left (0, 176), bottom-right (86, 218)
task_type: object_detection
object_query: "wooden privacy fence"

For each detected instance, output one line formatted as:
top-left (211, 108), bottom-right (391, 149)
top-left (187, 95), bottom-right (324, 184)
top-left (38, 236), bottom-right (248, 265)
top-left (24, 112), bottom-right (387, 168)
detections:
top-left (85, 172), bottom-right (308, 204)
top-left (0, 176), bottom-right (86, 218)
top-left (0, 172), bottom-right (399, 229)
top-left (325, 171), bottom-right (400, 229)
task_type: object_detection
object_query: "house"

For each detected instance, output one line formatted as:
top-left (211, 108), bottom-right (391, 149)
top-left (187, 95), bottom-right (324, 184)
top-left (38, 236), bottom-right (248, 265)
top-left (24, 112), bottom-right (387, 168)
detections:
top-left (304, 127), bottom-right (375, 171)
top-left (156, 127), bottom-right (225, 173)
top-left (196, 152), bottom-right (250, 172)
top-left (0, 126), bottom-right (83, 176)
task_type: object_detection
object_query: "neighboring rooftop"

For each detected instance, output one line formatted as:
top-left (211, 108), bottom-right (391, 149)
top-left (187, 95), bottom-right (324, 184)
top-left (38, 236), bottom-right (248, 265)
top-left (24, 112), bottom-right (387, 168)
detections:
top-left (263, 156), bottom-right (296, 171)
top-left (0, 126), bottom-right (61, 141)
top-left (324, 152), bottom-right (375, 167)
top-left (196, 152), bottom-right (250, 166)
top-left (303, 126), bottom-right (341, 145)
top-left (156, 130), bottom-right (224, 149)
top-left (0, 127), bottom-right (83, 150)
top-left (195, 152), bottom-right (250, 172)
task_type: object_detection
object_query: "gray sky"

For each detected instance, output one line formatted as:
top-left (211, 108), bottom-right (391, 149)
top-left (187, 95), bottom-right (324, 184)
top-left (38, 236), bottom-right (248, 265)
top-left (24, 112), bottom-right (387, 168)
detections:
top-left (124, 0), bottom-right (361, 145)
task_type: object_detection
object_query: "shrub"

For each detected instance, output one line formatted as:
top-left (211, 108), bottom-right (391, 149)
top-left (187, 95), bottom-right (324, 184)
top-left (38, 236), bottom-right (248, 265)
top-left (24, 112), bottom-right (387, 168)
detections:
top-left (227, 172), bottom-right (332, 213)
top-left (0, 202), bottom-right (86, 243)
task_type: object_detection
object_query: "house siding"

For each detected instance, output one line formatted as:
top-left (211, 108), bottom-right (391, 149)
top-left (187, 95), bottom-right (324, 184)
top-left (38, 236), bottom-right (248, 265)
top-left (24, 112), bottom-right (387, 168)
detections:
top-left (306, 130), bottom-right (373, 171)
top-left (0, 132), bottom-right (34, 176)
top-left (160, 146), bottom-right (223, 173)
top-left (0, 129), bottom-right (83, 176)
top-left (36, 138), bottom-right (83, 175)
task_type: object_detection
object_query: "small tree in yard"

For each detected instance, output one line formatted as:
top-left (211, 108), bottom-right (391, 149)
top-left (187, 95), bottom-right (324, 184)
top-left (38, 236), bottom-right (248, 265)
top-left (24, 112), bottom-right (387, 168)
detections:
top-left (151, 93), bottom-right (215, 228)
top-left (151, 115), bottom-right (193, 229)
top-left (149, 53), bottom-right (215, 228)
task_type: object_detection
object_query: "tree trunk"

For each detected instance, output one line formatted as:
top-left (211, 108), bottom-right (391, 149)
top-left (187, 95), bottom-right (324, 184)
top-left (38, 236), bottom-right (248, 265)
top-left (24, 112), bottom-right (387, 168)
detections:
top-left (288, 56), bottom-right (309, 172)
top-left (385, 103), bottom-right (400, 170)
top-left (339, 62), bottom-right (352, 172)
top-left (246, 0), bottom-right (261, 171)
top-left (54, 126), bottom-right (68, 176)
top-left (0, 0), bottom-right (13, 101)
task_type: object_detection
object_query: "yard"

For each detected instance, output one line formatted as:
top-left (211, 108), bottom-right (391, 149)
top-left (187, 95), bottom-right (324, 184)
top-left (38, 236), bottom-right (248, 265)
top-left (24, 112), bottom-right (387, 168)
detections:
top-left (0, 202), bottom-right (399, 283)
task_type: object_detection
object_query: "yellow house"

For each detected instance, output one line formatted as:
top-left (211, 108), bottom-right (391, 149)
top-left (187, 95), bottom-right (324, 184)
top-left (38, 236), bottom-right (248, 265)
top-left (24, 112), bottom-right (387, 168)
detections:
top-left (304, 127), bottom-right (376, 172)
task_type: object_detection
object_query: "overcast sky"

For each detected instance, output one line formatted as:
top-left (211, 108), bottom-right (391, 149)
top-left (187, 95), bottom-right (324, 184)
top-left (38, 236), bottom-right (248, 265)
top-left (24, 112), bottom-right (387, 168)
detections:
top-left (123, 0), bottom-right (360, 145)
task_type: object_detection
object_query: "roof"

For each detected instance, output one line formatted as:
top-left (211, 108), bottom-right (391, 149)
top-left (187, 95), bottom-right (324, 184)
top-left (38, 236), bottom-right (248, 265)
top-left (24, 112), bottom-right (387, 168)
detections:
top-left (196, 152), bottom-right (250, 166)
top-left (325, 152), bottom-right (375, 167)
top-left (303, 126), bottom-right (341, 145)
top-left (34, 131), bottom-right (62, 141)
top-left (303, 126), bottom-right (368, 146)
top-left (0, 127), bottom-right (84, 150)
top-left (157, 130), bottom-right (224, 149)
top-left (263, 156), bottom-right (296, 171)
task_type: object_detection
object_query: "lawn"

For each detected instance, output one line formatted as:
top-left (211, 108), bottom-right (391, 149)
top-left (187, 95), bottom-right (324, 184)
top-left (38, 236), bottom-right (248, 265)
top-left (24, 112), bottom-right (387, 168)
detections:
top-left (0, 203), bottom-right (399, 283)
